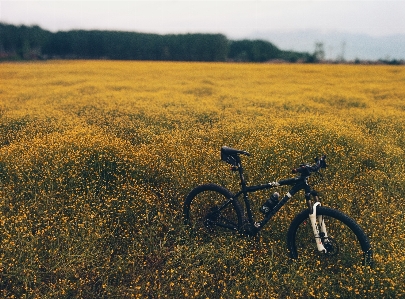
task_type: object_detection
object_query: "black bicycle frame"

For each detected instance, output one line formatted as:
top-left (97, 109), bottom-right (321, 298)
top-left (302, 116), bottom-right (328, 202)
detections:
top-left (232, 160), bottom-right (316, 231)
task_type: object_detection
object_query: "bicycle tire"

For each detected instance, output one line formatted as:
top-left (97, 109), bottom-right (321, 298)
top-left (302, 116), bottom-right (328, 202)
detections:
top-left (183, 183), bottom-right (243, 237)
top-left (287, 206), bottom-right (373, 267)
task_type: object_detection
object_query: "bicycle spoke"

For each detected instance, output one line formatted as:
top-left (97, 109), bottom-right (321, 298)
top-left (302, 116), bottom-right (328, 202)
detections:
top-left (184, 184), bottom-right (242, 239)
top-left (294, 212), bottom-right (365, 268)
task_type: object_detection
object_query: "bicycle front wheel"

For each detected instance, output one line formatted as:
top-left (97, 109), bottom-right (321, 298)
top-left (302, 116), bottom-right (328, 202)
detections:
top-left (287, 206), bottom-right (372, 267)
top-left (183, 183), bottom-right (243, 239)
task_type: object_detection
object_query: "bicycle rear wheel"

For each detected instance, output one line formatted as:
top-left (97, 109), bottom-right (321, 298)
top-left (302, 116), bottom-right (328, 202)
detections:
top-left (287, 206), bottom-right (372, 267)
top-left (183, 183), bottom-right (242, 239)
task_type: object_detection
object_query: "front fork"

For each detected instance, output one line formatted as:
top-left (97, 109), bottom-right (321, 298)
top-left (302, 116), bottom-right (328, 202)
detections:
top-left (307, 193), bottom-right (329, 253)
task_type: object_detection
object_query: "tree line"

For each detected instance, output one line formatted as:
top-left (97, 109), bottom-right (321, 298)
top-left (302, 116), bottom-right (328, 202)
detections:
top-left (0, 23), bottom-right (313, 62)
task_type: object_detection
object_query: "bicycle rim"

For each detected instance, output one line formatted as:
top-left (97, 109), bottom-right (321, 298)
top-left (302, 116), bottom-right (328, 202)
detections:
top-left (184, 184), bottom-right (242, 240)
top-left (288, 207), bottom-right (371, 268)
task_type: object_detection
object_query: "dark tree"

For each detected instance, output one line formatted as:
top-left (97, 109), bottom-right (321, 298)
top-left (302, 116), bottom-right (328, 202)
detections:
top-left (228, 39), bottom-right (281, 62)
top-left (0, 22), bottom-right (312, 63)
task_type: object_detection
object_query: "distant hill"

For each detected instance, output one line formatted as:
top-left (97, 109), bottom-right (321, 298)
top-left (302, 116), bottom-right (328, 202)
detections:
top-left (1, 23), bottom-right (403, 63)
top-left (0, 22), bottom-right (311, 62)
top-left (250, 30), bottom-right (405, 61)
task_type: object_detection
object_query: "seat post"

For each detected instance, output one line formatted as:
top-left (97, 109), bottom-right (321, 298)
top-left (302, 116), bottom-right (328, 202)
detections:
top-left (237, 157), bottom-right (247, 191)
top-left (237, 157), bottom-right (255, 222)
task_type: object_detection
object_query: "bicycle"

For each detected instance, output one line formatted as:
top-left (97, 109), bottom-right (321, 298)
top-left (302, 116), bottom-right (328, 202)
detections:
top-left (183, 146), bottom-right (373, 267)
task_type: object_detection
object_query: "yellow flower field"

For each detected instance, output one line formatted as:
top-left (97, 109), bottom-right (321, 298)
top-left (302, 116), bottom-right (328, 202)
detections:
top-left (1, 60), bottom-right (405, 298)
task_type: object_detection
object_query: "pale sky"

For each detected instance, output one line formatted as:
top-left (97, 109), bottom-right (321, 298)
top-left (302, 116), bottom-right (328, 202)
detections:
top-left (1, 0), bottom-right (405, 38)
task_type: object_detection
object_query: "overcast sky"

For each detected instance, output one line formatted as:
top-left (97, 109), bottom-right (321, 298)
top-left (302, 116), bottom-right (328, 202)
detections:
top-left (1, 0), bottom-right (405, 38)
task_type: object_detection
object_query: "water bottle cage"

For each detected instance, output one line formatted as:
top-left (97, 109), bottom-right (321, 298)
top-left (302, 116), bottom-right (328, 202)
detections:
top-left (260, 205), bottom-right (270, 214)
top-left (260, 193), bottom-right (279, 214)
